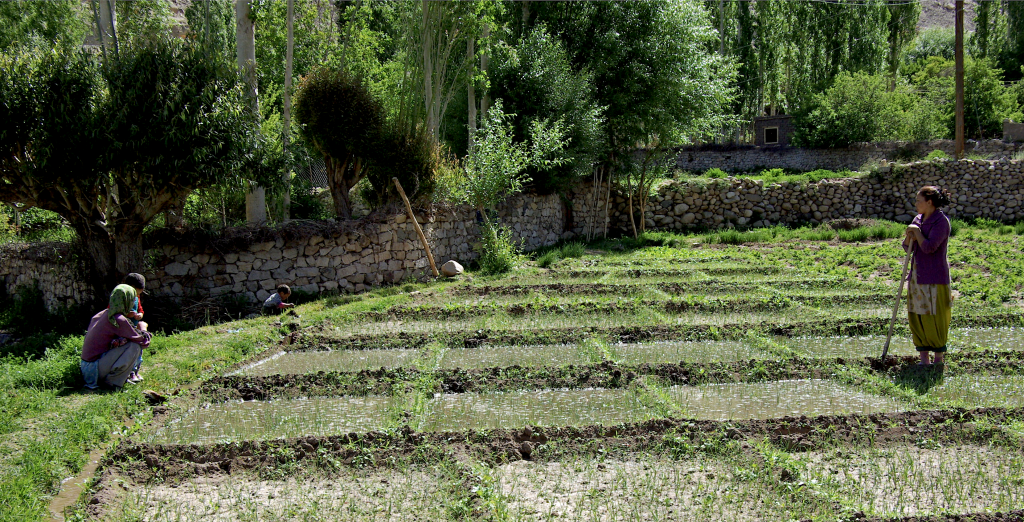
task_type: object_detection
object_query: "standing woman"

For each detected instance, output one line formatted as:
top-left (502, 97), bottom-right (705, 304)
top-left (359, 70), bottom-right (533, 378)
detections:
top-left (903, 186), bottom-right (953, 366)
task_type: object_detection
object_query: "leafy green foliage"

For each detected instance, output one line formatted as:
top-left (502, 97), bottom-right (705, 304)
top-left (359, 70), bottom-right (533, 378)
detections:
top-left (0, 0), bottom-right (87, 51)
top-left (444, 100), bottom-right (568, 213)
top-left (490, 26), bottom-right (605, 193)
top-left (910, 56), bottom-right (1022, 140)
top-left (524, 0), bottom-right (736, 149)
top-left (794, 71), bottom-right (945, 147)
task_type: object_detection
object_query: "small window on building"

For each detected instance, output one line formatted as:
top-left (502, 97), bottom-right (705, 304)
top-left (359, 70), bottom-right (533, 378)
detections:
top-left (764, 127), bottom-right (779, 145)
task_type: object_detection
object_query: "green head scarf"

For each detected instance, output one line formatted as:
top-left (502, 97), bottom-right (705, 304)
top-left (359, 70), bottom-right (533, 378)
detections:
top-left (108, 284), bottom-right (137, 327)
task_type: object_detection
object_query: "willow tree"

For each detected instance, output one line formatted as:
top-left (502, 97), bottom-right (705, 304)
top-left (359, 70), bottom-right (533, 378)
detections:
top-left (0, 41), bottom-right (265, 299)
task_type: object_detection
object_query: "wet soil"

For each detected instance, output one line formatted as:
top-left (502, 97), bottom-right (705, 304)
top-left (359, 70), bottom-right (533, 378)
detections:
top-left (201, 351), bottom-right (1024, 401)
top-left (295, 312), bottom-right (1023, 350)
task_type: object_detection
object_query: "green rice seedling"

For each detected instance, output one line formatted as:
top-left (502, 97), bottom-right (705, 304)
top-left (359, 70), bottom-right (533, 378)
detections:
top-left (798, 445), bottom-right (1024, 517)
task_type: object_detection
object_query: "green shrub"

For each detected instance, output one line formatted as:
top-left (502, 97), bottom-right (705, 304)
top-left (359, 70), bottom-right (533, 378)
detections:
top-left (704, 168), bottom-right (728, 179)
top-left (925, 149), bottom-right (951, 161)
top-left (477, 221), bottom-right (523, 275)
top-left (838, 228), bottom-right (870, 242)
top-left (560, 241), bottom-right (586, 259)
top-left (950, 219), bottom-right (964, 237)
top-left (998, 225), bottom-right (1015, 235)
top-left (1015, 221), bottom-right (1024, 235)
top-left (536, 251), bottom-right (561, 268)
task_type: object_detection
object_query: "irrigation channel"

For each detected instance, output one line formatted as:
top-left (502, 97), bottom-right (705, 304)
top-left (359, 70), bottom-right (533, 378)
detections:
top-left (85, 254), bottom-right (1024, 521)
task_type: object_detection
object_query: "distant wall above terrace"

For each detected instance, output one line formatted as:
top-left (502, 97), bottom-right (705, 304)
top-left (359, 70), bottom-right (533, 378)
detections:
top-left (2, 159), bottom-right (1022, 313)
top-left (675, 139), bottom-right (1023, 173)
top-left (610, 159), bottom-right (1024, 232)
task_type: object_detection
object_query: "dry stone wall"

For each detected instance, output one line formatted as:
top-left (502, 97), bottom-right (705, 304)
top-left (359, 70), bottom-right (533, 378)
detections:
top-left (611, 159), bottom-right (1024, 232)
top-left (0, 243), bottom-right (91, 312)
top-left (0, 186), bottom-right (606, 310)
top-left (675, 139), bottom-right (1022, 173)
top-left (2, 160), bottom-right (1022, 312)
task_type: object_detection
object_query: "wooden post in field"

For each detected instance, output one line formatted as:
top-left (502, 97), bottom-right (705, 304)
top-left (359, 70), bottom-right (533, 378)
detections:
top-left (392, 177), bottom-right (439, 277)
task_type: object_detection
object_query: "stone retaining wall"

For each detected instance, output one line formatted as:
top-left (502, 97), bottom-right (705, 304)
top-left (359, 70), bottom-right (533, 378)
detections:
top-left (610, 159), bottom-right (1024, 231)
top-left (675, 139), bottom-right (1022, 173)
top-left (0, 185), bottom-right (607, 310)
top-left (3, 159), bottom-right (1022, 312)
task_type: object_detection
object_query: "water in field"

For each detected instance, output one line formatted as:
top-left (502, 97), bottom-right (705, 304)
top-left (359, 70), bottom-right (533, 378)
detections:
top-left (780, 335), bottom-right (917, 358)
top-left (230, 349), bottom-right (420, 376)
top-left (149, 395), bottom-right (396, 444)
top-left (439, 345), bottom-right (594, 369)
top-left (609, 340), bottom-right (766, 365)
top-left (949, 327), bottom-right (1024, 351)
top-left (777, 327), bottom-right (1024, 359)
top-left (917, 374), bottom-right (1024, 408)
top-left (420, 388), bottom-right (660, 432)
top-left (665, 379), bottom-right (905, 420)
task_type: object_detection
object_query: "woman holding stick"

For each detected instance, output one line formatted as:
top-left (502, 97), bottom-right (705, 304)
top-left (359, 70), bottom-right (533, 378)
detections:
top-left (903, 186), bottom-right (953, 367)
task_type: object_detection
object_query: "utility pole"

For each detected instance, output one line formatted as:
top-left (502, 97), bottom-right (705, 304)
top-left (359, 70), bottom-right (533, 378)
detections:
top-left (955, 0), bottom-right (965, 159)
top-left (236, 0), bottom-right (267, 224)
top-left (282, 0), bottom-right (294, 222)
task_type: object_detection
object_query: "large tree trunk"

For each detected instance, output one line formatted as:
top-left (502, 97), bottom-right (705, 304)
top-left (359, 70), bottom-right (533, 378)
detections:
top-left (326, 156), bottom-right (354, 219)
top-left (73, 220), bottom-right (116, 309)
top-left (236, 0), bottom-right (266, 224)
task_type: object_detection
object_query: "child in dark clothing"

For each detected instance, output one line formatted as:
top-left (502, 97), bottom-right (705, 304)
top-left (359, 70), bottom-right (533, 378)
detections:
top-left (263, 284), bottom-right (295, 315)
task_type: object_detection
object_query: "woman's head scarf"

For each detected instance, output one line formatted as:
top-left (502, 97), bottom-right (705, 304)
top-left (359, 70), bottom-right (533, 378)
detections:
top-left (108, 284), bottom-right (137, 327)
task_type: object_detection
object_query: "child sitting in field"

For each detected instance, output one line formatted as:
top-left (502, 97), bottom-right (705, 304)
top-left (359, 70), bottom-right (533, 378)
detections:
top-left (123, 273), bottom-right (149, 383)
top-left (263, 284), bottom-right (295, 315)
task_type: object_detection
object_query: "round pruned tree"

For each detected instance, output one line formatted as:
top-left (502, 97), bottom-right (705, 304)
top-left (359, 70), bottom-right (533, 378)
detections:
top-left (293, 67), bottom-right (385, 219)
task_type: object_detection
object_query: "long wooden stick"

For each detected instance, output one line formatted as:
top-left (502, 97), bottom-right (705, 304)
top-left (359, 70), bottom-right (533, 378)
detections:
top-left (881, 243), bottom-right (914, 360)
top-left (393, 177), bottom-right (439, 277)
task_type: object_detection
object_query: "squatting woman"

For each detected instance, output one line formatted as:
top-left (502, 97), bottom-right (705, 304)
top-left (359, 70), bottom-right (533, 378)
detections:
top-left (903, 186), bottom-right (953, 366)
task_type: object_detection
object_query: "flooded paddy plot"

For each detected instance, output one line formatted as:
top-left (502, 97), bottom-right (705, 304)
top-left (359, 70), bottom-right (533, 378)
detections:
top-left (779, 334), bottom-right (917, 358)
top-left (435, 340), bottom-right (767, 369)
top-left (124, 468), bottom-right (448, 522)
top-left (439, 344), bottom-right (597, 369)
top-left (493, 457), bottom-right (830, 522)
top-left (420, 388), bottom-right (660, 432)
top-left (665, 379), bottom-right (905, 420)
top-left (609, 340), bottom-right (767, 364)
top-left (780, 327), bottom-right (1024, 358)
top-left (914, 374), bottom-right (1024, 408)
top-left (148, 395), bottom-right (396, 445)
top-left (231, 349), bottom-right (420, 376)
top-left (798, 445), bottom-right (1024, 517)
top-left (951, 326), bottom-right (1024, 350)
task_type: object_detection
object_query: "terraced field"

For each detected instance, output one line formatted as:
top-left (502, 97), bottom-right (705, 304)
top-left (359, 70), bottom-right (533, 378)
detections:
top-left (87, 240), bottom-right (1024, 521)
